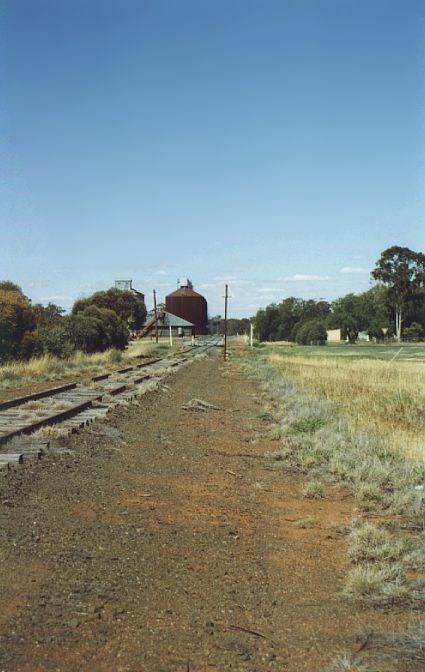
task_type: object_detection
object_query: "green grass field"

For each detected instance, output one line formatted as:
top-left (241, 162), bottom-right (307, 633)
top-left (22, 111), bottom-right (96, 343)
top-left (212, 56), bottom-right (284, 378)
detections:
top-left (261, 342), bottom-right (425, 362)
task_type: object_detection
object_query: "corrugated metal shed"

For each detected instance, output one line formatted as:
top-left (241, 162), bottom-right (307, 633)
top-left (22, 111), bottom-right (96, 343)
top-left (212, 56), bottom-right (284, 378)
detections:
top-left (158, 311), bottom-right (194, 329)
top-left (141, 310), bottom-right (195, 337)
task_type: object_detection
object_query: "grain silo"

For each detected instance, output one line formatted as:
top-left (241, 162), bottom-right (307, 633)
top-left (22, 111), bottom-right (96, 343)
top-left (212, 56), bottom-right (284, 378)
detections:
top-left (165, 278), bottom-right (208, 335)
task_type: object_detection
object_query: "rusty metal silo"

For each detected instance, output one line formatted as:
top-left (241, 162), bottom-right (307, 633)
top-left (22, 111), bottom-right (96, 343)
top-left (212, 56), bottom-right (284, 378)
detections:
top-left (165, 278), bottom-right (208, 335)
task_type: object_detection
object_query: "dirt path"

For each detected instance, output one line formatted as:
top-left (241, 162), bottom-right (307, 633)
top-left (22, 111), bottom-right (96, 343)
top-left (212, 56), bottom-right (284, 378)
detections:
top-left (0, 355), bottom-right (418, 671)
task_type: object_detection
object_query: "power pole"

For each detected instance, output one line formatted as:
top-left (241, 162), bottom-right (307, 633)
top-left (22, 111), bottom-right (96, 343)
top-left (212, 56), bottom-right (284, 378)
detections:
top-left (153, 289), bottom-right (159, 344)
top-left (223, 284), bottom-right (228, 361)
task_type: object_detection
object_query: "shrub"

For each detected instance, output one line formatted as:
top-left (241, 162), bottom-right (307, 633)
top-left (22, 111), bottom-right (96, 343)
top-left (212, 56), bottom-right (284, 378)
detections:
top-left (326, 655), bottom-right (370, 672)
top-left (348, 524), bottom-right (408, 563)
top-left (302, 480), bottom-right (325, 499)
top-left (36, 321), bottom-right (74, 358)
top-left (0, 287), bottom-right (36, 360)
top-left (68, 306), bottom-right (128, 353)
top-left (72, 287), bottom-right (146, 331)
top-left (296, 319), bottom-right (327, 346)
top-left (291, 415), bottom-right (327, 434)
top-left (403, 322), bottom-right (423, 340)
top-left (344, 564), bottom-right (408, 604)
top-left (17, 330), bottom-right (43, 360)
top-left (68, 313), bottom-right (105, 353)
top-left (354, 483), bottom-right (386, 512)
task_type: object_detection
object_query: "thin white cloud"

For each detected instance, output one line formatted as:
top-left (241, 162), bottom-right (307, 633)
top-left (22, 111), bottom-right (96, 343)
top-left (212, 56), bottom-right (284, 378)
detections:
top-left (156, 270), bottom-right (167, 276)
top-left (200, 282), bottom-right (219, 289)
top-left (203, 278), bottom-right (254, 290)
top-left (340, 267), bottom-right (370, 274)
top-left (228, 280), bottom-right (254, 287)
top-left (213, 275), bottom-right (239, 282)
top-left (285, 274), bottom-right (332, 281)
top-left (256, 287), bottom-right (287, 293)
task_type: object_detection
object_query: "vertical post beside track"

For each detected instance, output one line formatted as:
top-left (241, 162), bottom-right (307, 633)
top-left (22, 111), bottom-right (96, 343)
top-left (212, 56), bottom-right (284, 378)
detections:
top-left (153, 289), bottom-right (159, 344)
top-left (223, 283), bottom-right (228, 361)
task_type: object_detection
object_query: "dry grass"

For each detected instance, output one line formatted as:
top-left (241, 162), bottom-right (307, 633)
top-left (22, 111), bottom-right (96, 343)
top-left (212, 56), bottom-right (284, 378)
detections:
top-left (0, 350), bottom-right (122, 388)
top-left (243, 349), bottom-right (425, 665)
top-left (343, 563), bottom-right (410, 605)
top-left (293, 516), bottom-right (316, 528)
top-left (348, 523), bottom-right (410, 563)
top-left (325, 656), bottom-right (371, 672)
top-left (327, 621), bottom-right (425, 670)
top-left (0, 341), bottom-right (171, 391)
top-left (302, 479), bottom-right (325, 499)
top-left (126, 339), bottom-right (173, 359)
top-left (267, 354), bottom-right (425, 462)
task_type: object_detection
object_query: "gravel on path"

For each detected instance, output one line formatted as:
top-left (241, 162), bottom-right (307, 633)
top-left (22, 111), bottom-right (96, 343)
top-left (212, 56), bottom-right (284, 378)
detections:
top-left (0, 355), bottom-right (418, 671)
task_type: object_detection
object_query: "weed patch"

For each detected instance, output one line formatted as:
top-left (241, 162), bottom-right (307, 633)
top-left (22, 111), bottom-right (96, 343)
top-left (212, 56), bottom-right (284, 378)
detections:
top-left (302, 480), bottom-right (325, 499)
top-left (291, 415), bottom-right (327, 434)
top-left (242, 356), bottom-right (424, 524)
top-left (348, 523), bottom-right (410, 563)
top-left (293, 516), bottom-right (315, 528)
top-left (327, 621), bottom-right (425, 670)
top-left (343, 564), bottom-right (409, 606)
top-left (325, 655), bottom-right (370, 671)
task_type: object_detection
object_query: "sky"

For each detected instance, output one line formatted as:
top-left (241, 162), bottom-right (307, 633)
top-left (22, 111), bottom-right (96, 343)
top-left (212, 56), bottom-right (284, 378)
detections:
top-left (0, 0), bottom-right (424, 318)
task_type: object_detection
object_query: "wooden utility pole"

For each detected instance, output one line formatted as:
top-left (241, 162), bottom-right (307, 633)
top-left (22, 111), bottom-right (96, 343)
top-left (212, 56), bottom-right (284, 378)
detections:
top-left (223, 284), bottom-right (228, 361)
top-left (153, 289), bottom-right (159, 344)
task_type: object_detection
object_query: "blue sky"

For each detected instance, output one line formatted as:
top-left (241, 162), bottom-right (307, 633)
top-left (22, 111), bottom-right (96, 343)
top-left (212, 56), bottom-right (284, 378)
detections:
top-left (1, 0), bottom-right (424, 317)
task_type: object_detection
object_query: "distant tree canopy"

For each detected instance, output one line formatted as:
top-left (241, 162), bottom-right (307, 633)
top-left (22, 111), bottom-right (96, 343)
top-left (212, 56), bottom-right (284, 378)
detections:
top-left (0, 282), bottom-right (147, 362)
top-left (326, 287), bottom-right (391, 343)
top-left (0, 281), bottom-right (26, 296)
top-left (72, 288), bottom-right (146, 331)
top-left (254, 298), bottom-right (331, 342)
top-left (295, 319), bottom-right (328, 346)
top-left (208, 316), bottom-right (251, 336)
top-left (371, 246), bottom-right (425, 341)
top-left (0, 285), bottom-right (36, 360)
top-left (253, 246), bottom-right (425, 345)
top-left (69, 305), bottom-right (128, 353)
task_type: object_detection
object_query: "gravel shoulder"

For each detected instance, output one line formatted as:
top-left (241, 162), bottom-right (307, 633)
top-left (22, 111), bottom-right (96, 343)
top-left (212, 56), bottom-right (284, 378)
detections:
top-left (0, 354), bottom-right (419, 671)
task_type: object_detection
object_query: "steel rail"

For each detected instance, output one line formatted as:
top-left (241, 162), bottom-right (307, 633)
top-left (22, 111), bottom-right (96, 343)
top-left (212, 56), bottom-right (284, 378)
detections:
top-left (0, 341), bottom-right (221, 464)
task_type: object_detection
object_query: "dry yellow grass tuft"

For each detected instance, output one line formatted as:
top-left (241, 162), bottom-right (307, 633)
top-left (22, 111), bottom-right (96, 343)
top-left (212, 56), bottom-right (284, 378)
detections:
top-left (126, 339), bottom-right (172, 358)
top-left (267, 354), bottom-right (425, 462)
top-left (0, 340), bottom-right (173, 391)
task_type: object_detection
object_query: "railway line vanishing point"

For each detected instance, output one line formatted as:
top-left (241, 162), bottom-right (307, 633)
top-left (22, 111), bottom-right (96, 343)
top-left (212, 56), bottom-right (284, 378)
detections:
top-left (0, 337), bottom-right (222, 470)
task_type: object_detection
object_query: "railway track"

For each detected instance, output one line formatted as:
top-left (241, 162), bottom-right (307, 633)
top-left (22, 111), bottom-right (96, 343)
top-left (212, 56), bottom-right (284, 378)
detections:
top-left (0, 337), bottom-right (222, 470)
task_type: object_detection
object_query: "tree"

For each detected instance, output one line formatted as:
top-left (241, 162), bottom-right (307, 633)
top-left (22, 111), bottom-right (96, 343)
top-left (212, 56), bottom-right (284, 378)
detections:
top-left (327, 294), bottom-right (365, 343)
top-left (32, 302), bottom-right (65, 328)
top-left (38, 319), bottom-right (74, 358)
top-left (357, 286), bottom-right (390, 340)
top-left (296, 319), bottom-right (327, 345)
top-left (371, 246), bottom-right (425, 342)
top-left (253, 304), bottom-right (280, 341)
top-left (0, 287), bottom-right (36, 360)
top-left (276, 298), bottom-right (304, 340)
top-left (0, 281), bottom-right (26, 296)
top-left (72, 288), bottom-right (146, 331)
top-left (253, 298), bottom-right (332, 342)
top-left (327, 287), bottom-right (390, 343)
top-left (68, 313), bottom-right (106, 353)
top-left (81, 305), bottom-right (128, 349)
top-left (68, 305), bottom-right (129, 353)
top-left (403, 322), bottom-right (423, 341)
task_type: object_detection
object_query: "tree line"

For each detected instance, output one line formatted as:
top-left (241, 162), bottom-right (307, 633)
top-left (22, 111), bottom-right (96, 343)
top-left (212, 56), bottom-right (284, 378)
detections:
top-left (254, 246), bottom-right (425, 344)
top-left (0, 283), bottom-right (146, 362)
